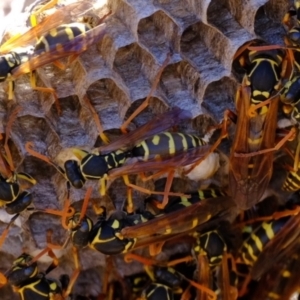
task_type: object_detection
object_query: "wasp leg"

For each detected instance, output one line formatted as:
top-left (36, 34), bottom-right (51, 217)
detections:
top-left (29, 0), bottom-right (59, 27)
top-left (51, 54), bottom-right (80, 70)
top-left (63, 247), bottom-right (81, 298)
top-left (42, 198), bottom-right (75, 230)
top-left (6, 76), bottom-right (15, 100)
top-left (0, 273), bottom-right (7, 287)
top-left (197, 254), bottom-right (213, 300)
top-left (121, 174), bottom-right (189, 213)
top-left (42, 188), bottom-right (91, 230)
top-left (149, 242), bottom-right (165, 256)
top-left (0, 213), bottom-right (20, 249)
top-left (155, 170), bottom-right (175, 209)
top-left (234, 126), bottom-right (296, 157)
top-left (124, 253), bottom-right (161, 266)
top-left (30, 71), bottom-right (61, 114)
top-left (292, 133), bottom-right (300, 172)
top-left (120, 53), bottom-right (171, 134)
top-left (220, 253), bottom-right (238, 300)
top-left (83, 94), bottom-right (110, 144)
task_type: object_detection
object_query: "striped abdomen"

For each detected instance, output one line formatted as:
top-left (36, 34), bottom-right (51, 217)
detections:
top-left (34, 23), bottom-right (92, 54)
top-left (239, 217), bottom-right (289, 266)
top-left (131, 132), bottom-right (206, 161)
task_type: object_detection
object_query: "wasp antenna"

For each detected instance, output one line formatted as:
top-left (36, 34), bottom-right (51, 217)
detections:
top-left (79, 187), bottom-right (92, 222)
top-left (120, 52), bottom-right (172, 133)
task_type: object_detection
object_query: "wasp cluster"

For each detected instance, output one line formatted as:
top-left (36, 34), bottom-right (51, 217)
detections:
top-left (0, 0), bottom-right (298, 299)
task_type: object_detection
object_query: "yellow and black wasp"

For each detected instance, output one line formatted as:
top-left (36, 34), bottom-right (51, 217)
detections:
top-left (0, 106), bottom-right (36, 249)
top-left (0, 0), bottom-right (108, 101)
top-left (236, 197), bottom-right (300, 297)
top-left (25, 107), bottom-right (217, 212)
top-left (3, 246), bottom-right (80, 300)
top-left (229, 40), bottom-right (295, 210)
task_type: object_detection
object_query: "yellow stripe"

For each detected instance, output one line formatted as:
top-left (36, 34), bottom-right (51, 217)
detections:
top-left (178, 133), bottom-right (188, 150)
top-left (152, 135), bottom-right (160, 145)
top-left (65, 27), bottom-right (75, 40)
top-left (166, 132), bottom-right (175, 155)
top-left (262, 222), bottom-right (275, 239)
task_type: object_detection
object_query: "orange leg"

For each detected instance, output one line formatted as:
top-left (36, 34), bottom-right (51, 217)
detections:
top-left (120, 53), bottom-right (171, 133)
top-left (42, 187), bottom-right (92, 230)
top-left (29, 0), bottom-right (59, 27)
top-left (83, 94), bottom-right (110, 144)
top-left (155, 170), bottom-right (175, 209)
top-left (25, 142), bottom-right (65, 176)
top-left (63, 247), bottom-right (81, 298)
top-left (149, 242), bottom-right (165, 256)
top-left (30, 71), bottom-right (61, 114)
top-left (122, 174), bottom-right (190, 213)
top-left (0, 214), bottom-right (20, 249)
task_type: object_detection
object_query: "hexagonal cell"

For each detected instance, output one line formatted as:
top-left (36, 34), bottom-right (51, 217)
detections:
top-left (180, 21), bottom-right (229, 88)
top-left (159, 61), bottom-right (202, 115)
top-left (28, 212), bottom-right (68, 249)
top-left (202, 76), bottom-right (237, 122)
top-left (11, 115), bottom-right (60, 158)
top-left (254, 2), bottom-right (287, 45)
top-left (110, 0), bottom-right (139, 33)
top-left (20, 155), bottom-right (60, 210)
top-left (153, 0), bottom-right (199, 29)
top-left (113, 43), bottom-right (165, 104)
top-left (137, 10), bottom-right (180, 60)
top-left (207, 0), bottom-right (251, 40)
top-left (85, 78), bottom-right (131, 137)
top-left (13, 74), bottom-right (49, 116)
top-left (47, 95), bottom-right (93, 149)
top-left (192, 114), bottom-right (216, 137)
top-left (124, 97), bottom-right (168, 129)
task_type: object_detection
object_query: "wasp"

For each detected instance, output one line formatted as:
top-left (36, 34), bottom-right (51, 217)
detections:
top-left (124, 252), bottom-right (217, 300)
top-left (26, 107), bottom-right (216, 212)
top-left (0, 1), bottom-right (108, 101)
top-left (236, 200), bottom-right (300, 297)
top-left (137, 266), bottom-right (197, 300)
top-left (41, 186), bottom-right (235, 261)
top-left (229, 41), bottom-right (295, 210)
top-left (4, 245), bottom-right (80, 300)
top-left (0, 106), bottom-right (36, 248)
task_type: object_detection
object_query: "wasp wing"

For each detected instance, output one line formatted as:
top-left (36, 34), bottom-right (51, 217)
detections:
top-left (11, 23), bottom-right (106, 78)
top-left (0, 0), bottom-right (95, 53)
top-left (97, 107), bottom-right (192, 154)
top-left (107, 145), bottom-right (212, 178)
top-left (121, 196), bottom-right (236, 239)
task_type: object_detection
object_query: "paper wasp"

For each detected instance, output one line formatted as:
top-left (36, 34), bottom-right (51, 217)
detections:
top-left (3, 237), bottom-right (80, 300)
top-left (229, 41), bottom-right (295, 210)
top-left (0, 1), bottom-right (108, 101)
top-left (236, 199), bottom-right (300, 296)
top-left (40, 186), bottom-right (235, 259)
top-left (0, 106), bottom-right (36, 248)
top-left (25, 107), bottom-right (217, 212)
top-left (124, 252), bottom-right (217, 300)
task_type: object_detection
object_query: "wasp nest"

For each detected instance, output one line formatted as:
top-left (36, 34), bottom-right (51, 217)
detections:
top-left (0, 0), bottom-right (294, 299)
